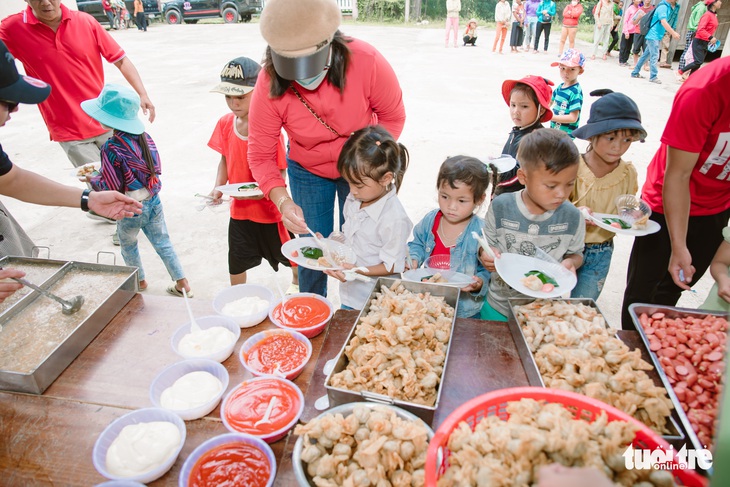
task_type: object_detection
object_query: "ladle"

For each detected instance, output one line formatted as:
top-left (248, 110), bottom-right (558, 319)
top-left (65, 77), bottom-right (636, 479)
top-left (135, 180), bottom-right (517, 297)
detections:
top-left (11, 276), bottom-right (84, 315)
top-left (182, 288), bottom-right (201, 333)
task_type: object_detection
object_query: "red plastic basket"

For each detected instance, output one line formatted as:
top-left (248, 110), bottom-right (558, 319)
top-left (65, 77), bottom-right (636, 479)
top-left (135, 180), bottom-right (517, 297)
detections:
top-left (425, 387), bottom-right (707, 486)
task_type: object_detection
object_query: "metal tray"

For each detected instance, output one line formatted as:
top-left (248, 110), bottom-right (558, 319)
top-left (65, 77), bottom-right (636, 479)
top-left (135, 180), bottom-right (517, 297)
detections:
top-left (0, 256), bottom-right (67, 317)
top-left (324, 277), bottom-right (459, 425)
top-left (507, 298), bottom-right (686, 445)
top-left (0, 258), bottom-right (138, 394)
top-left (628, 303), bottom-right (729, 455)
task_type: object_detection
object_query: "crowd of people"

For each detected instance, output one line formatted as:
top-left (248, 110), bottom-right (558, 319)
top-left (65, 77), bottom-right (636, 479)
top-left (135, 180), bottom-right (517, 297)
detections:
top-left (0, 0), bottom-right (728, 331)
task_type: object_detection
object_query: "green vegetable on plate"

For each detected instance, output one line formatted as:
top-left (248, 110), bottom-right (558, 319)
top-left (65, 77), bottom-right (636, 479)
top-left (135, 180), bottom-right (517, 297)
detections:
top-left (524, 270), bottom-right (558, 287)
top-left (601, 217), bottom-right (631, 229)
top-left (237, 183), bottom-right (258, 191)
top-left (301, 246), bottom-right (323, 260)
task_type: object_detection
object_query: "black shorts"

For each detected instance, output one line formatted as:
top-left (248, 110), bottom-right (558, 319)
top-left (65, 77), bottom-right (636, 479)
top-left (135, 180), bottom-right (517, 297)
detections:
top-left (228, 219), bottom-right (293, 275)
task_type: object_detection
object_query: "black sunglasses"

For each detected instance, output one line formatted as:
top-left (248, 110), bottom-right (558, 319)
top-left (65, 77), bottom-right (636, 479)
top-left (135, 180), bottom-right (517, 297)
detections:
top-left (0, 100), bottom-right (19, 112)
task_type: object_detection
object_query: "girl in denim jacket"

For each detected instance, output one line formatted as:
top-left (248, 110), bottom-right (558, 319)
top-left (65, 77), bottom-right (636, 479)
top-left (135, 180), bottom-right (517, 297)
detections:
top-left (408, 156), bottom-right (491, 318)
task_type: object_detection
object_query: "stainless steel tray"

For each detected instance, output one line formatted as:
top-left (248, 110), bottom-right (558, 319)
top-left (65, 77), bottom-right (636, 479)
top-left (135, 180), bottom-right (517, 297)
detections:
top-left (628, 303), bottom-right (729, 455)
top-left (0, 256), bottom-right (68, 317)
top-left (507, 298), bottom-right (686, 445)
top-left (0, 257), bottom-right (138, 394)
top-left (324, 277), bottom-right (459, 425)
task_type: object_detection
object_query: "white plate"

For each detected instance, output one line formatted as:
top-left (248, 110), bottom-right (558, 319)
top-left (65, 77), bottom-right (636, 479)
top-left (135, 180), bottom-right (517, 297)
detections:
top-left (494, 253), bottom-right (576, 299)
top-left (215, 182), bottom-right (263, 197)
top-left (70, 162), bottom-right (100, 179)
top-left (588, 212), bottom-right (660, 237)
top-left (402, 268), bottom-right (473, 288)
top-left (281, 237), bottom-right (356, 271)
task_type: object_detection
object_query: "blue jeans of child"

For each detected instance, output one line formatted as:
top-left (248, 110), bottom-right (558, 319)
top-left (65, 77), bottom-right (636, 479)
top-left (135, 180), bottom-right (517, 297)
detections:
top-left (116, 194), bottom-right (185, 283)
top-left (632, 38), bottom-right (660, 80)
top-left (287, 158), bottom-right (349, 297)
top-left (571, 240), bottom-right (614, 301)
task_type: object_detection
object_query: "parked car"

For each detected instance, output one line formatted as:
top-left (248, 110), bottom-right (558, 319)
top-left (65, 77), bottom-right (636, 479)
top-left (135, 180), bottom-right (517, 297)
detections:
top-left (160, 0), bottom-right (261, 24)
top-left (77, 1), bottom-right (161, 28)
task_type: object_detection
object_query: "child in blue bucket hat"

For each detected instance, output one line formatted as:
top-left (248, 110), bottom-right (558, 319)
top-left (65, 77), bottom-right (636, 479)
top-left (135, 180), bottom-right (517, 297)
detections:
top-left (81, 84), bottom-right (193, 297)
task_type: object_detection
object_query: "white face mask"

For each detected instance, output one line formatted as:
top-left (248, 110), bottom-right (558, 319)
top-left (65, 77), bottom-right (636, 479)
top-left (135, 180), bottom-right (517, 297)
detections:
top-left (296, 68), bottom-right (329, 90)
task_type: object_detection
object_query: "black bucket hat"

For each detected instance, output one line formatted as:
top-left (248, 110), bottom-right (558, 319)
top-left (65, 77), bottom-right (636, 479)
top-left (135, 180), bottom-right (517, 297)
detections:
top-left (572, 89), bottom-right (647, 141)
top-left (0, 40), bottom-right (50, 104)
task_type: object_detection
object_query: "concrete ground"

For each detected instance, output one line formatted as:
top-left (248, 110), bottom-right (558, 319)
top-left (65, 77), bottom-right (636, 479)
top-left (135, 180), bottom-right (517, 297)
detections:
top-left (2, 21), bottom-right (714, 327)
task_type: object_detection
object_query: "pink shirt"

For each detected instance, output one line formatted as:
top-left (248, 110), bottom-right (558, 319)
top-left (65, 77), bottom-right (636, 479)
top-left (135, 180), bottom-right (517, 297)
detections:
top-left (248, 38), bottom-right (406, 196)
top-left (623, 4), bottom-right (641, 35)
top-left (0, 5), bottom-right (125, 142)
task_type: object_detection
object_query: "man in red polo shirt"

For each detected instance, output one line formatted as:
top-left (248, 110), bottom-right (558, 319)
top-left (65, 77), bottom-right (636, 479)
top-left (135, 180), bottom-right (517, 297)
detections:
top-left (0, 0), bottom-right (155, 171)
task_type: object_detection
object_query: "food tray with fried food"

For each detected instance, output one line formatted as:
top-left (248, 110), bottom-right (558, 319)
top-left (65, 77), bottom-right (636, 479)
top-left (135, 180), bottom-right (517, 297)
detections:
top-left (424, 387), bottom-right (706, 487)
top-left (324, 278), bottom-right (459, 424)
top-left (629, 303), bottom-right (729, 457)
top-left (507, 298), bottom-right (686, 444)
top-left (0, 258), bottom-right (138, 394)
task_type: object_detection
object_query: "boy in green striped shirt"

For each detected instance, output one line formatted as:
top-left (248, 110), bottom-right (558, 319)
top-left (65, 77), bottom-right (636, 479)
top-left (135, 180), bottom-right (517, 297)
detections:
top-left (550, 49), bottom-right (585, 138)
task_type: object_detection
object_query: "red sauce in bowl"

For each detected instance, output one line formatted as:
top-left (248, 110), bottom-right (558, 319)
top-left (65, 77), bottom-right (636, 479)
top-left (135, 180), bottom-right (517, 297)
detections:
top-left (244, 334), bottom-right (308, 374)
top-left (189, 441), bottom-right (270, 487)
top-left (271, 296), bottom-right (330, 329)
top-left (224, 378), bottom-right (301, 436)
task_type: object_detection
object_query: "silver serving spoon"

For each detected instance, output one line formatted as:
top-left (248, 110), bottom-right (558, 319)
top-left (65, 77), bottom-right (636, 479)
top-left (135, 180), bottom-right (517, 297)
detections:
top-left (10, 276), bottom-right (84, 315)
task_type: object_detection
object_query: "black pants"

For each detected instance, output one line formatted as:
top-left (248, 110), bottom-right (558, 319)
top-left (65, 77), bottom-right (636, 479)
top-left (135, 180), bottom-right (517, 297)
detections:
top-left (632, 33), bottom-right (645, 55)
top-left (135, 12), bottom-right (147, 31)
top-left (621, 208), bottom-right (730, 329)
top-left (463, 35), bottom-right (477, 46)
top-left (510, 22), bottom-right (524, 47)
top-left (607, 26), bottom-right (619, 52)
top-left (534, 21), bottom-right (552, 51)
top-left (682, 38), bottom-right (709, 75)
top-left (619, 33), bottom-right (634, 63)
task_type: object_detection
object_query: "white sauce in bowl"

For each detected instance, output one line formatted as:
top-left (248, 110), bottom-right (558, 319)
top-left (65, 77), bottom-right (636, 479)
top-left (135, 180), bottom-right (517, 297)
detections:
top-left (160, 371), bottom-right (223, 411)
top-left (178, 326), bottom-right (235, 357)
top-left (221, 296), bottom-right (269, 317)
top-left (106, 421), bottom-right (181, 477)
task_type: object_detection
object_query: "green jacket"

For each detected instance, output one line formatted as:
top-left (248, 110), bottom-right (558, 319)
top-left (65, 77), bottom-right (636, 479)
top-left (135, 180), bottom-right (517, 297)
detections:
top-left (688, 0), bottom-right (707, 31)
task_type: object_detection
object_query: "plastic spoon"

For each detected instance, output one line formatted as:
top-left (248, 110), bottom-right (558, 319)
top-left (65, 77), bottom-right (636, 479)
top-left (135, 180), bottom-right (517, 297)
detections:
top-left (254, 396), bottom-right (278, 427)
top-left (305, 226), bottom-right (336, 267)
top-left (471, 231), bottom-right (498, 261)
top-left (182, 288), bottom-right (201, 334)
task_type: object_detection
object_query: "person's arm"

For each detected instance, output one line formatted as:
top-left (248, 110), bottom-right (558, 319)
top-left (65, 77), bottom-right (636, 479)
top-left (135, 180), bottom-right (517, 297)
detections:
top-left (209, 155), bottom-right (227, 204)
top-left (663, 147), bottom-right (700, 289)
top-left (551, 110), bottom-right (580, 124)
top-left (660, 18), bottom-right (680, 39)
top-left (0, 268), bottom-right (25, 304)
top-left (113, 57), bottom-right (156, 123)
top-left (548, 1), bottom-right (556, 16)
top-left (0, 165), bottom-right (141, 219)
top-left (368, 49), bottom-right (406, 140)
top-left (709, 240), bottom-right (730, 304)
top-left (562, 253), bottom-right (583, 273)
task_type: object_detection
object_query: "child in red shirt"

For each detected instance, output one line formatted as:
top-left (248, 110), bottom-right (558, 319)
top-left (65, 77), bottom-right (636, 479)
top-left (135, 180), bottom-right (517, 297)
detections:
top-left (208, 57), bottom-right (298, 289)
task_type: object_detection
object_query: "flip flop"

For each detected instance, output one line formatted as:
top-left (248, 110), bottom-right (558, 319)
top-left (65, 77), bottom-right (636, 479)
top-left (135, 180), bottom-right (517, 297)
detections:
top-left (167, 284), bottom-right (193, 298)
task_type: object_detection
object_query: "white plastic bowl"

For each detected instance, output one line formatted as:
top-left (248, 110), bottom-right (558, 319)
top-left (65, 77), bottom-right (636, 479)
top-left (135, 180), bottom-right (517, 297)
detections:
top-left (240, 329), bottom-right (313, 380)
top-left (213, 284), bottom-right (275, 328)
top-left (95, 481), bottom-right (147, 487)
top-left (268, 293), bottom-right (333, 338)
top-left (220, 376), bottom-right (304, 443)
top-left (149, 359), bottom-right (230, 421)
top-left (92, 408), bottom-right (186, 484)
top-left (170, 315), bottom-right (240, 363)
top-left (178, 433), bottom-right (276, 487)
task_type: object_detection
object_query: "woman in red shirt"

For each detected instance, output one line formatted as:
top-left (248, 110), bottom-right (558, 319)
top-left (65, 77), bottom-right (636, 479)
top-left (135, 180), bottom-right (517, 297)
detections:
top-left (249, 0), bottom-right (406, 297)
top-left (558, 0), bottom-right (584, 55)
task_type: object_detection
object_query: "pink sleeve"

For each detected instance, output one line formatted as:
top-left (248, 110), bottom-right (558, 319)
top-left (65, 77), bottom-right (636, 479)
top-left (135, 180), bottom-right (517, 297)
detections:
top-left (248, 74), bottom-right (288, 197)
top-left (276, 132), bottom-right (288, 170)
top-left (367, 48), bottom-right (406, 140)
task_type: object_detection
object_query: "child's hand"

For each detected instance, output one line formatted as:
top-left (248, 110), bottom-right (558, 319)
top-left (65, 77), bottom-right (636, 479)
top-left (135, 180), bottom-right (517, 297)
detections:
top-left (478, 246), bottom-right (500, 272)
top-left (717, 276), bottom-right (730, 304)
top-left (460, 276), bottom-right (483, 293)
top-left (208, 189), bottom-right (224, 205)
top-left (578, 206), bottom-right (597, 226)
top-left (561, 258), bottom-right (577, 275)
top-left (323, 269), bottom-right (347, 282)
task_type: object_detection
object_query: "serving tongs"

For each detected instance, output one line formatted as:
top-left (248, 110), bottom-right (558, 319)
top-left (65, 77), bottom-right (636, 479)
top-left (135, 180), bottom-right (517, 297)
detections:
top-left (3, 270), bottom-right (84, 315)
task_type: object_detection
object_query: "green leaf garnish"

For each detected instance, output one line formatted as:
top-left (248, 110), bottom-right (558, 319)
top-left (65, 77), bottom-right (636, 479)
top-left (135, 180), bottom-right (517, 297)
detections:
top-left (525, 270), bottom-right (558, 286)
top-left (301, 246), bottom-right (323, 260)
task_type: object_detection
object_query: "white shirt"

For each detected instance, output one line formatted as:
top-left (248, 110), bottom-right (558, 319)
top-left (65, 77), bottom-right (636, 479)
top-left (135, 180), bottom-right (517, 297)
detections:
top-left (340, 187), bottom-right (413, 309)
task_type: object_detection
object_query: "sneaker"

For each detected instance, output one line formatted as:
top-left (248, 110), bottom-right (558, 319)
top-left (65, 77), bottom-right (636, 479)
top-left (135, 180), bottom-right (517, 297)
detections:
top-left (87, 211), bottom-right (117, 224)
top-left (618, 62), bottom-right (628, 67)
top-left (649, 77), bottom-right (662, 84)
top-left (630, 72), bottom-right (644, 79)
top-left (112, 233), bottom-right (120, 246)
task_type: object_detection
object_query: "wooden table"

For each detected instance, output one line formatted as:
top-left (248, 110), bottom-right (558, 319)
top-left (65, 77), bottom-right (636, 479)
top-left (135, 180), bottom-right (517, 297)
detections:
top-left (0, 294), bottom-right (532, 486)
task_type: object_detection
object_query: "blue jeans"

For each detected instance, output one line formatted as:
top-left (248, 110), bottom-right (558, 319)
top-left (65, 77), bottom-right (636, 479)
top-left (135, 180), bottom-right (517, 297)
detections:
top-left (632, 38), bottom-right (660, 80)
top-left (524, 17), bottom-right (537, 48)
top-left (572, 240), bottom-right (614, 300)
top-left (287, 158), bottom-right (349, 297)
top-left (116, 195), bottom-right (185, 282)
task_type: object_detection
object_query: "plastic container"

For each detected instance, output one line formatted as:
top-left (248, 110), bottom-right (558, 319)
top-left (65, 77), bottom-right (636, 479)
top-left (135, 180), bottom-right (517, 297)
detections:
top-left (220, 376), bottom-right (304, 443)
top-left (614, 194), bottom-right (652, 227)
top-left (240, 329), bottom-right (312, 380)
top-left (178, 432), bottom-right (276, 487)
top-left (268, 293), bottom-right (333, 338)
top-left (424, 254), bottom-right (451, 271)
top-left (212, 284), bottom-right (275, 328)
top-left (149, 359), bottom-right (230, 421)
top-left (95, 481), bottom-right (146, 487)
top-left (170, 315), bottom-right (240, 363)
top-left (424, 387), bottom-right (707, 486)
top-left (92, 408), bottom-right (186, 484)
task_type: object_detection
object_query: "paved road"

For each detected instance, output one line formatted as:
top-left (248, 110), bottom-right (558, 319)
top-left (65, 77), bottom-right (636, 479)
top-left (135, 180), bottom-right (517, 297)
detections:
top-left (2, 21), bottom-right (713, 326)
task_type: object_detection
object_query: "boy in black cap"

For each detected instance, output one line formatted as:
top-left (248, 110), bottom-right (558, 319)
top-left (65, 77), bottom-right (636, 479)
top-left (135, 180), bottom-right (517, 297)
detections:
top-left (207, 57), bottom-right (298, 290)
top-left (0, 40), bottom-right (141, 298)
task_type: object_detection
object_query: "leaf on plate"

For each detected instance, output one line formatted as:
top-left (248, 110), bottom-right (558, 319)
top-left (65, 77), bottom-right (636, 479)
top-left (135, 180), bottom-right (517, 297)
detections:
top-left (524, 270), bottom-right (558, 287)
top-left (301, 246), bottom-right (323, 260)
